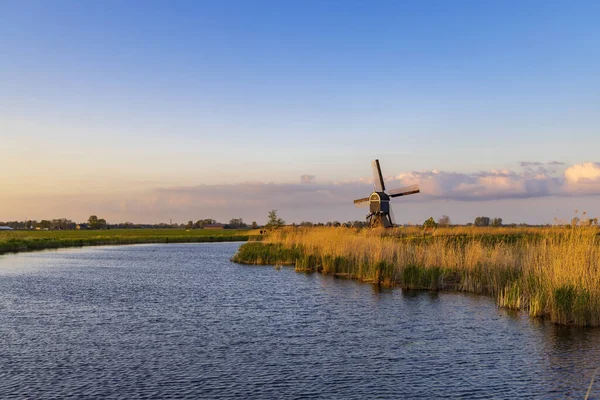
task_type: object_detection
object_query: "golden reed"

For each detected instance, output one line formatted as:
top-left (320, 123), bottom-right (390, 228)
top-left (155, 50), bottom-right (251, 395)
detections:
top-left (237, 226), bottom-right (600, 326)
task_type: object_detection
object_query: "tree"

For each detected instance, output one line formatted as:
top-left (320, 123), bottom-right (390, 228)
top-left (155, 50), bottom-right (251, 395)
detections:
top-left (474, 216), bottom-right (490, 227)
top-left (266, 209), bottom-right (285, 229)
top-left (88, 215), bottom-right (107, 229)
top-left (491, 218), bottom-right (503, 227)
top-left (228, 218), bottom-right (247, 229)
top-left (186, 221), bottom-right (194, 229)
top-left (423, 217), bottom-right (437, 229)
top-left (251, 221), bottom-right (258, 229)
top-left (39, 220), bottom-right (52, 230)
top-left (438, 215), bottom-right (451, 227)
top-left (88, 215), bottom-right (98, 227)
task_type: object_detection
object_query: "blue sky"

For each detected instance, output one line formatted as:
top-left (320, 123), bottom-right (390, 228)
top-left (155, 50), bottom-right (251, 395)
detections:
top-left (1, 1), bottom-right (600, 224)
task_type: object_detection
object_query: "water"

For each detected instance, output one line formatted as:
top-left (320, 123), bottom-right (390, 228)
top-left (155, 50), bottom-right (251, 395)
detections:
top-left (1, 243), bottom-right (599, 399)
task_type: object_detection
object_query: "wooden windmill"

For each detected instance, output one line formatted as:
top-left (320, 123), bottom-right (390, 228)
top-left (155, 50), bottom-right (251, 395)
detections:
top-left (353, 159), bottom-right (420, 228)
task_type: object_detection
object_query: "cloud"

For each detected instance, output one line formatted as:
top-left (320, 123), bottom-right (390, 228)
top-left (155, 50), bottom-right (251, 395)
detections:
top-left (392, 169), bottom-right (562, 201)
top-left (300, 175), bottom-right (316, 184)
top-left (564, 162), bottom-right (600, 193)
top-left (520, 161), bottom-right (543, 167)
top-left (4, 162), bottom-right (599, 224)
top-left (520, 161), bottom-right (565, 167)
top-left (135, 162), bottom-right (600, 216)
top-left (105, 162), bottom-right (597, 222)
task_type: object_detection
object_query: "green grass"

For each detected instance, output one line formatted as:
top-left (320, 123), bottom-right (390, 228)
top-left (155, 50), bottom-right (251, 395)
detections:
top-left (231, 242), bottom-right (300, 265)
top-left (0, 229), bottom-right (256, 255)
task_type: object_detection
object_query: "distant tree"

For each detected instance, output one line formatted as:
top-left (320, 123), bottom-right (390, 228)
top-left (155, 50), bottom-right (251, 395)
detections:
top-left (88, 215), bottom-right (107, 229)
top-left (39, 220), bottom-right (52, 230)
top-left (228, 218), bottom-right (247, 229)
top-left (186, 221), bottom-right (194, 229)
top-left (438, 215), bottom-right (451, 227)
top-left (491, 218), bottom-right (503, 227)
top-left (266, 209), bottom-right (285, 229)
top-left (423, 217), bottom-right (437, 229)
top-left (251, 221), bottom-right (258, 229)
top-left (474, 216), bottom-right (491, 227)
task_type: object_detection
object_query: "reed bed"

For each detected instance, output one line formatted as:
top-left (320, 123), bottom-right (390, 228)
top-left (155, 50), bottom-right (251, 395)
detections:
top-left (233, 226), bottom-right (600, 327)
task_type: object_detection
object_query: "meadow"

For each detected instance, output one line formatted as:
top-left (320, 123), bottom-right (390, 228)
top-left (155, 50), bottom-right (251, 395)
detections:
top-left (233, 226), bottom-right (600, 327)
top-left (0, 228), bottom-right (257, 255)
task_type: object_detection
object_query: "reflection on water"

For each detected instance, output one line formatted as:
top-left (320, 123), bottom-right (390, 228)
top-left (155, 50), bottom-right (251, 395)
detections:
top-left (0, 243), bottom-right (599, 399)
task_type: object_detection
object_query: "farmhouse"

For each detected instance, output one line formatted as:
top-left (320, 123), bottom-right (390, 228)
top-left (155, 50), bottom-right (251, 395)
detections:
top-left (204, 223), bottom-right (225, 230)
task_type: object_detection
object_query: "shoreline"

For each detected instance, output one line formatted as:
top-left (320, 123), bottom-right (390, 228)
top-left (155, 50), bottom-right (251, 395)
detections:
top-left (231, 227), bottom-right (600, 327)
top-left (0, 229), bottom-right (257, 256)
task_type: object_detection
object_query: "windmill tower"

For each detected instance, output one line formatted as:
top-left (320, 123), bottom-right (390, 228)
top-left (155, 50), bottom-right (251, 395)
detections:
top-left (353, 159), bottom-right (420, 228)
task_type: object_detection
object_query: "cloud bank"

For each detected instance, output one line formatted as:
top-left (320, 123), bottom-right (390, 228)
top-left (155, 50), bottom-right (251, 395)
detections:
top-left (3, 162), bottom-right (600, 224)
top-left (146, 162), bottom-right (600, 210)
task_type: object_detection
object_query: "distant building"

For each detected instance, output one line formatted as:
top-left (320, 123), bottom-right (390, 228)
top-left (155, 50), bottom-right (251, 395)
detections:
top-left (204, 223), bottom-right (225, 230)
top-left (0, 226), bottom-right (14, 231)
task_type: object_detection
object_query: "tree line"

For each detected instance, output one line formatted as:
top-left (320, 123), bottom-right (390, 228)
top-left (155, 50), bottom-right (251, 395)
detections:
top-left (3, 210), bottom-right (597, 230)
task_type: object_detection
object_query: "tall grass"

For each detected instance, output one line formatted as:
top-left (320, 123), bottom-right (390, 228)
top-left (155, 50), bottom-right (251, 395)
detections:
top-left (233, 226), bottom-right (600, 327)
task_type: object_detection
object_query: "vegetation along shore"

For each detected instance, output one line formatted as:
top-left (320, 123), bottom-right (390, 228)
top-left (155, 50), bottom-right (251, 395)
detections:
top-left (0, 229), bottom-right (258, 255)
top-left (232, 226), bottom-right (600, 327)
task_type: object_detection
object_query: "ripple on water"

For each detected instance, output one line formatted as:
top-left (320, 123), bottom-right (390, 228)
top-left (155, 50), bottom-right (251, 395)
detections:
top-left (0, 243), bottom-right (599, 399)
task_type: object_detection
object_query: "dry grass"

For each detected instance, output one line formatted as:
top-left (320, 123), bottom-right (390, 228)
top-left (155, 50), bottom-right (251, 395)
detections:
top-left (238, 226), bottom-right (600, 326)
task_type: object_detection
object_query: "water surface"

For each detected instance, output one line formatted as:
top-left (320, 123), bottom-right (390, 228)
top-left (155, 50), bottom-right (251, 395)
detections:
top-left (1, 243), bottom-right (599, 398)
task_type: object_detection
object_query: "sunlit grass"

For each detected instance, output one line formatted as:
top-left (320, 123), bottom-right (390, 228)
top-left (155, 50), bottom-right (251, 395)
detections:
top-left (0, 228), bottom-right (256, 255)
top-left (234, 226), bottom-right (600, 327)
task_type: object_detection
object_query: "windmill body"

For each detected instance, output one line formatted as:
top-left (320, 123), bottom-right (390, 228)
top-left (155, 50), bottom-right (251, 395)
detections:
top-left (354, 160), bottom-right (420, 228)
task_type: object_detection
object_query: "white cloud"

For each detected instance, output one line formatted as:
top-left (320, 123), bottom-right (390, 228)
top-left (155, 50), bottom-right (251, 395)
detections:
top-left (564, 162), bottom-right (600, 193)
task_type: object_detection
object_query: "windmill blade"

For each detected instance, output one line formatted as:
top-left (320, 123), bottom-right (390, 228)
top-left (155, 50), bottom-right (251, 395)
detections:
top-left (389, 205), bottom-right (397, 226)
top-left (353, 197), bottom-right (370, 208)
top-left (371, 159), bottom-right (386, 192)
top-left (389, 184), bottom-right (420, 198)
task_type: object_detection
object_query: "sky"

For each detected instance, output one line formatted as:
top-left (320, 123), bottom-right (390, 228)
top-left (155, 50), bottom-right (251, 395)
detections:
top-left (1, 0), bottom-right (600, 225)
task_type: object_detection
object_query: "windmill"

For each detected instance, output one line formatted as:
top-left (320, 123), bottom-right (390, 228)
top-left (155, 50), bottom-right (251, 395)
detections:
top-left (353, 159), bottom-right (420, 228)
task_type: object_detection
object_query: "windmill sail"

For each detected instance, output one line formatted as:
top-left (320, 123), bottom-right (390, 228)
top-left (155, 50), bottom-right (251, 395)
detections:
top-left (371, 159), bottom-right (386, 192)
top-left (353, 197), bottom-right (370, 207)
top-left (388, 184), bottom-right (420, 198)
top-left (355, 159), bottom-right (420, 228)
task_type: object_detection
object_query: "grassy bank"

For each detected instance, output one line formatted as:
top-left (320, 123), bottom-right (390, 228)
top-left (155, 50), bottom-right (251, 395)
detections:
top-left (0, 229), bottom-right (258, 255)
top-left (232, 226), bottom-right (600, 327)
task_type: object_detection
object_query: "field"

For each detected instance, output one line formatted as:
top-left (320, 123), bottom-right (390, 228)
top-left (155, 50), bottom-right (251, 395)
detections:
top-left (232, 226), bottom-right (600, 327)
top-left (0, 228), bottom-right (259, 255)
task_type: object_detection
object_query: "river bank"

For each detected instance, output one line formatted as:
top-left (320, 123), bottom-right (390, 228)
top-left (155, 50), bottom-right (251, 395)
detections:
top-left (232, 226), bottom-right (600, 327)
top-left (0, 228), bottom-right (257, 255)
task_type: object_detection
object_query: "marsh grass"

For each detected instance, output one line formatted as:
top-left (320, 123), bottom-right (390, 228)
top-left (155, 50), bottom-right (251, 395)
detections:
top-left (233, 226), bottom-right (600, 326)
